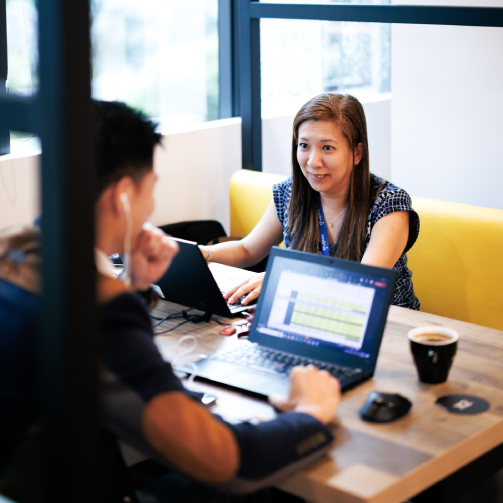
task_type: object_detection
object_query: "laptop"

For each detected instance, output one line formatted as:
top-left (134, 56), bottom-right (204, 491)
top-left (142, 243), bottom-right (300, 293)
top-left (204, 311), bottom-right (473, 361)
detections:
top-left (195, 247), bottom-right (397, 397)
top-left (155, 238), bottom-right (257, 317)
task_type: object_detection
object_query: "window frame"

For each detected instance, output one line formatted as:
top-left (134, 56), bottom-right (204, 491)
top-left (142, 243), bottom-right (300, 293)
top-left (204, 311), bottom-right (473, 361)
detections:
top-left (227, 2), bottom-right (503, 172)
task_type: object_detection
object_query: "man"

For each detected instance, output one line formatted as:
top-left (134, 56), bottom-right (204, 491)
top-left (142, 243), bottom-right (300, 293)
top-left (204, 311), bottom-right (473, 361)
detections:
top-left (0, 101), bottom-right (341, 502)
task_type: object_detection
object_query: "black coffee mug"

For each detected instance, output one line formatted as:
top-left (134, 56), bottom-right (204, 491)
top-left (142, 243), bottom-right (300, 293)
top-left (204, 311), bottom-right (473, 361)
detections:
top-left (407, 327), bottom-right (459, 384)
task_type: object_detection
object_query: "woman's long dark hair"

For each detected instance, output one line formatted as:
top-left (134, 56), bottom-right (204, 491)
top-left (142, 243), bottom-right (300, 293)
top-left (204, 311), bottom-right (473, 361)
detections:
top-left (287, 93), bottom-right (378, 262)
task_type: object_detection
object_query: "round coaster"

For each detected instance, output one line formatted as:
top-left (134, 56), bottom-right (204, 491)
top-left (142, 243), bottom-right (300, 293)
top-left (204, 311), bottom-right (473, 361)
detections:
top-left (436, 395), bottom-right (490, 415)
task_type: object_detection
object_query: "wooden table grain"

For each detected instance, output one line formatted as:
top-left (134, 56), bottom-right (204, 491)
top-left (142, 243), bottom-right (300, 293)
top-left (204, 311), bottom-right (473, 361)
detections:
top-left (152, 301), bottom-right (503, 503)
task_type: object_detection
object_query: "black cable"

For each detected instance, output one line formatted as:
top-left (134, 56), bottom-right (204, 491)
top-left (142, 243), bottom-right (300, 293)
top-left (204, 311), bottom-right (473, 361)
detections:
top-left (181, 308), bottom-right (211, 324)
top-left (153, 305), bottom-right (240, 333)
top-left (152, 306), bottom-right (213, 332)
top-left (210, 316), bottom-right (233, 326)
top-left (154, 318), bottom-right (192, 335)
top-left (154, 308), bottom-right (212, 334)
top-left (150, 310), bottom-right (193, 323)
top-left (151, 307), bottom-right (196, 328)
top-left (152, 311), bottom-right (184, 327)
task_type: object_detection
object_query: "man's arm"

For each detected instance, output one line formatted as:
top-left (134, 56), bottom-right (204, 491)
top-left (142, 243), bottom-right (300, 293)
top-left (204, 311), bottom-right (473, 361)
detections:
top-left (100, 290), bottom-right (339, 493)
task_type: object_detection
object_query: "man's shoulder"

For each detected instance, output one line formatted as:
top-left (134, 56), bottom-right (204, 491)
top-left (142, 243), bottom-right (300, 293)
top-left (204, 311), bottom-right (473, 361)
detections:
top-left (97, 273), bottom-right (133, 304)
top-left (98, 276), bottom-right (153, 338)
top-left (0, 277), bottom-right (38, 336)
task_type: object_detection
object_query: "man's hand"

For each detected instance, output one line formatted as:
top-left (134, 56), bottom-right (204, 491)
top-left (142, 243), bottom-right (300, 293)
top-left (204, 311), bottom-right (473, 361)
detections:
top-left (130, 224), bottom-right (179, 291)
top-left (269, 365), bottom-right (341, 424)
top-left (224, 272), bottom-right (265, 306)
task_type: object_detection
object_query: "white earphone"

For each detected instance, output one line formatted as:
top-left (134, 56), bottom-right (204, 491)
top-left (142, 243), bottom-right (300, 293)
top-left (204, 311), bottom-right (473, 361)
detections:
top-left (120, 192), bottom-right (130, 212)
top-left (120, 193), bottom-right (132, 287)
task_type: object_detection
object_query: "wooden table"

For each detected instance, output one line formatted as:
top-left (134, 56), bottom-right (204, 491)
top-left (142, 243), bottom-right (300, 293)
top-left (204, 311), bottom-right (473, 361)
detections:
top-left (152, 301), bottom-right (503, 503)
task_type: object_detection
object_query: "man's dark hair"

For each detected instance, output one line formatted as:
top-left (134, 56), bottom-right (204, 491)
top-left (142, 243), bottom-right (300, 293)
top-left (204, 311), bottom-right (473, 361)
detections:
top-left (93, 100), bottom-right (162, 196)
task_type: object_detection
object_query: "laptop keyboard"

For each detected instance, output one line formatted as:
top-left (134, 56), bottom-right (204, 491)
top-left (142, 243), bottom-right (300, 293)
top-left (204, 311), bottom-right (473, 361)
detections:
top-left (213, 344), bottom-right (363, 382)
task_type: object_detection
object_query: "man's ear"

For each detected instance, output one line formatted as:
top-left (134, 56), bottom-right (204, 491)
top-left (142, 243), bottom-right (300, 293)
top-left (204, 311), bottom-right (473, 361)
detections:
top-left (354, 143), bottom-right (363, 166)
top-left (111, 177), bottom-right (135, 216)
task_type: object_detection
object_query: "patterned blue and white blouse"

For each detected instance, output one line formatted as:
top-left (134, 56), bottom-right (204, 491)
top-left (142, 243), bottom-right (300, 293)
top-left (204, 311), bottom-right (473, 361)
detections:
top-left (272, 174), bottom-right (420, 310)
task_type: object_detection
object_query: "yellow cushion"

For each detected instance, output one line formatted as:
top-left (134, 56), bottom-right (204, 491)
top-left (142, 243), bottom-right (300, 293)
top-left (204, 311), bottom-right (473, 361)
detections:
top-left (229, 169), bottom-right (287, 237)
top-left (229, 170), bottom-right (503, 330)
top-left (409, 197), bottom-right (503, 330)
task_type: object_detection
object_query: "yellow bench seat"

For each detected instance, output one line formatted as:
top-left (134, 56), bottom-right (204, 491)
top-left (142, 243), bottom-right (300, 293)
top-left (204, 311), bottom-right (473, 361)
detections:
top-left (230, 169), bottom-right (503, 330)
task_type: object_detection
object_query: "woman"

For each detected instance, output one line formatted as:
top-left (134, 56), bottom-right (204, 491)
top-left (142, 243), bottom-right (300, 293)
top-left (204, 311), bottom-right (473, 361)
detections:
top-left (203, 93), bottom-right (420, 310)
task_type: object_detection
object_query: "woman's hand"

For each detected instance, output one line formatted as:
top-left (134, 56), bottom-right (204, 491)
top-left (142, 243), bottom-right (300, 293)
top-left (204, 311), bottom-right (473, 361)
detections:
top-left (224, 272), bottom-right (265, 306)
top-left (269, 365), bottom-right (341, 424)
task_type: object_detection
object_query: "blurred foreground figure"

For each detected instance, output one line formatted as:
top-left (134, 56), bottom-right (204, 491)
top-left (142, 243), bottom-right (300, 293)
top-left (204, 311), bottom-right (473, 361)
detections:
top-left (0, 101), bottom-right (340, 503)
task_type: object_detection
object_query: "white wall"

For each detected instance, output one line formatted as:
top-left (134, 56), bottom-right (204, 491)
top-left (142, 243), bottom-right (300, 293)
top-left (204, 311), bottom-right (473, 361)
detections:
top-left (0, 95), bottom-right (391, 233)
top-left (262, 113), bottom-right (293, 176)
top-left (150, 118), bottom-right (241, 233)
top-left (0, 152), bottom-right (40, 230)
top-left (0, 120), bottom-right (242, 235)
top-left (361, 94), bottom-right (391, 182)
top-left (391, 0), bottom-right (503, 210)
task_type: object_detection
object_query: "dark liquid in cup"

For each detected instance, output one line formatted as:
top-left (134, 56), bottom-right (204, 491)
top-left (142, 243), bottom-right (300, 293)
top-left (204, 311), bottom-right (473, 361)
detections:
top-left (413, 333), bottom-right (451, 342)
top-left (409, 331), bottom-right (457, 384)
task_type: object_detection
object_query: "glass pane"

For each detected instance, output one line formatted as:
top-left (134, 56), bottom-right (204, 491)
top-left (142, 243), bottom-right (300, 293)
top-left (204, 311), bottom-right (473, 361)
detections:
top-left (5, 0), bottom-right (40, 153)
top-left (261, 18), bottom-right (390, 117)
top-left (5, 0), bottom-right (38, 95)
top-left (91, 0), bottom-right (219, 129)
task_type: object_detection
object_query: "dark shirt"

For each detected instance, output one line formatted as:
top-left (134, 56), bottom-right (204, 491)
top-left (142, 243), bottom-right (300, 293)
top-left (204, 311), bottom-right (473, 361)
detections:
top-left (0, 278), bottom-right (334, 501)
top-left (0, 279), bottom-right (38, 469)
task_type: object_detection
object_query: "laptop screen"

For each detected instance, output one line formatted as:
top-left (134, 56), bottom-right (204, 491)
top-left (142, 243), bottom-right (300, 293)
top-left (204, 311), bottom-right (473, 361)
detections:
top-left (250, 248), bottom-right (396, 372)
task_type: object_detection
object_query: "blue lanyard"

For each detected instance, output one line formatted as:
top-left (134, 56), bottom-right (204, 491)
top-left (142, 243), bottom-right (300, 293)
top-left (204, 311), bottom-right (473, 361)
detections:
top-left (317, 198), bottom-right (331, 257)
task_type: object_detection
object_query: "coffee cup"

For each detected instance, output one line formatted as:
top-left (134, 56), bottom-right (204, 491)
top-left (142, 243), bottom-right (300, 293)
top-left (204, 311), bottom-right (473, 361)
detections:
top-left (407, 327), bottom-right (459, 384)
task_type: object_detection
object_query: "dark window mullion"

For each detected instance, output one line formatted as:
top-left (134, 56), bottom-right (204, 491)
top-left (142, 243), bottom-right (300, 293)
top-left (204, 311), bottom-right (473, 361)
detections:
top-left (249, 3), bottom-right (503, 27)
top-left (239, 2), bottom-right (503, 173)
top-left (38, 1), bottom-right (102, 501)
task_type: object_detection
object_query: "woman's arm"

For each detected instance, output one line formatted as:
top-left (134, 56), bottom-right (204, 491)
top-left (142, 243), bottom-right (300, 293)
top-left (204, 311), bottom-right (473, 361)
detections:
top-left (361, 211), bottom-right (410, 268)
top-left (200, 199), bottom-right (284, 305)
top-left (202, 199), bottom-right (284, 268)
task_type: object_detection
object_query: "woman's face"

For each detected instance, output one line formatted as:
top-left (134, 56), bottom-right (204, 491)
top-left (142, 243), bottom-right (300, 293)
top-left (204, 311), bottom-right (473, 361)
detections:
top-left (297, 120), bottom-right (362, 198)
